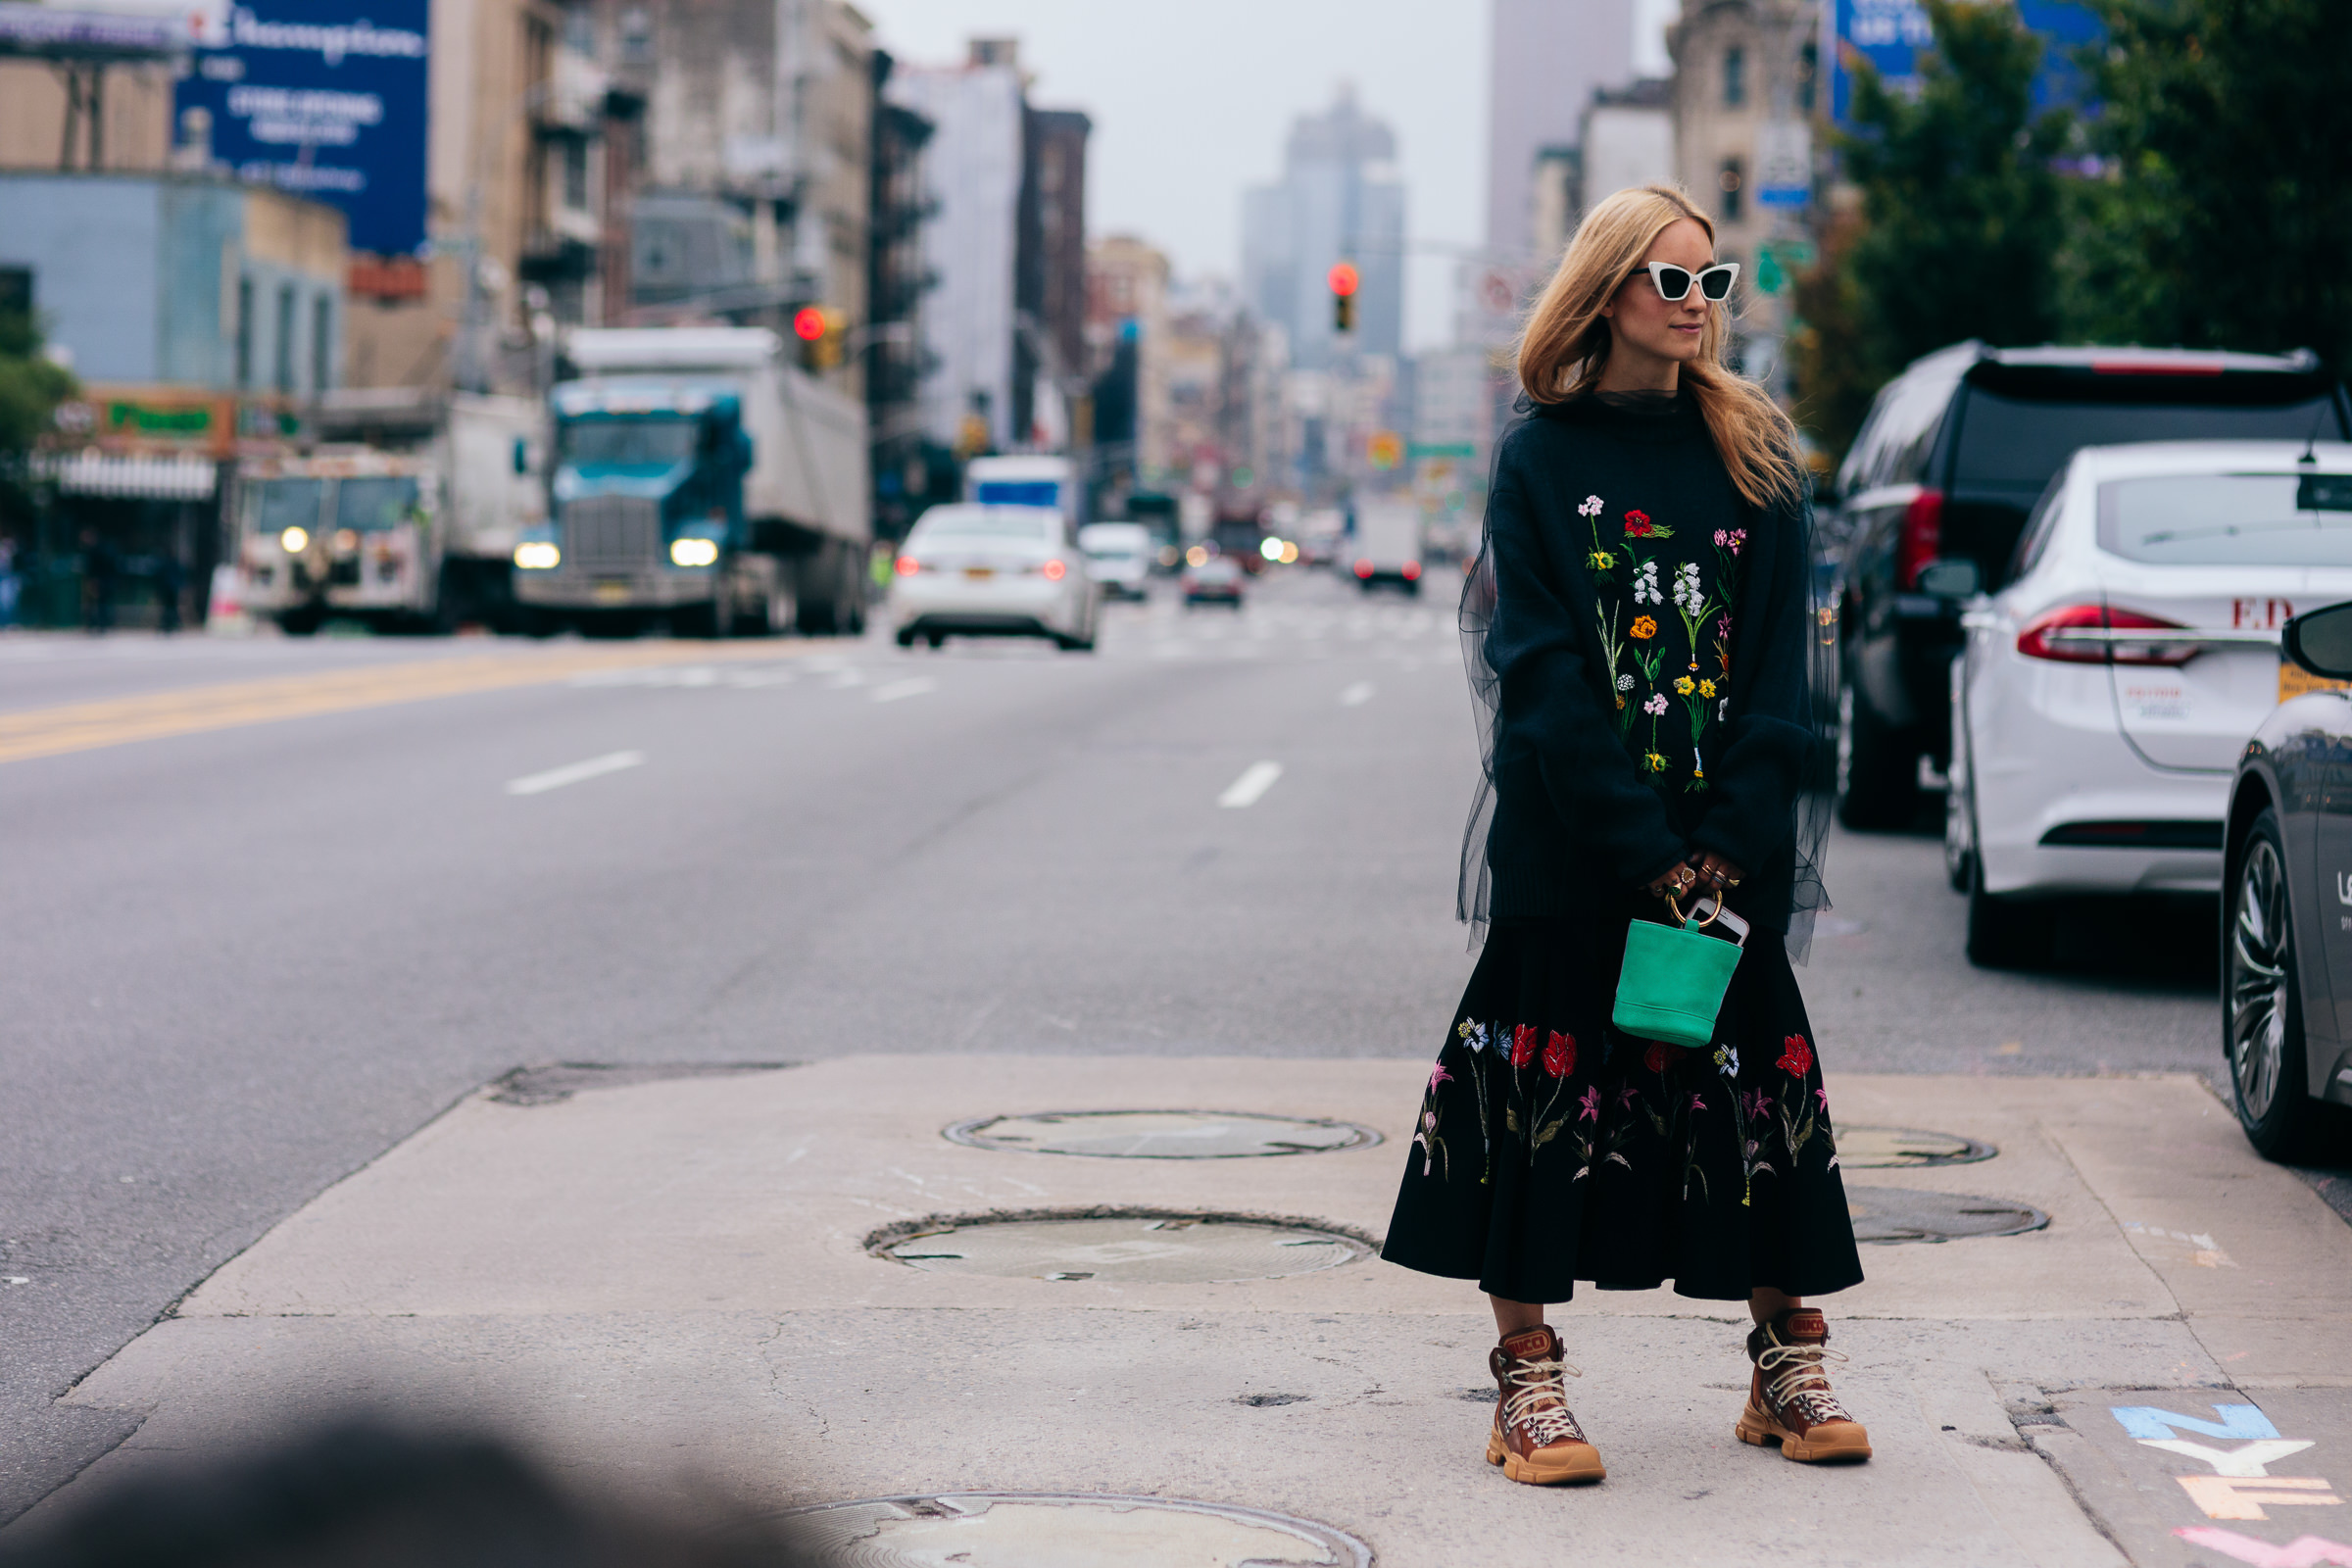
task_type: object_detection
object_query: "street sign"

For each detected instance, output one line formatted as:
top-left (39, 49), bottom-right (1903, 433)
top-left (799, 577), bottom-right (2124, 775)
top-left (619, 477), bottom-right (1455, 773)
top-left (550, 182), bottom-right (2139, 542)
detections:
top-left (1829, 0), bottom-right (2101, 123)
top-left (172, 0), bottom-right (430, 257)
top-left (1756, 122), bottom-right (1811, 208)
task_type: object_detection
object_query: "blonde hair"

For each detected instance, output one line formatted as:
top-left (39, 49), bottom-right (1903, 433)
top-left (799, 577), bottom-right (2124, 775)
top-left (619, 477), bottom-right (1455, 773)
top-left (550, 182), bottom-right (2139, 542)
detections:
top-left (1516, 184), bottom-right (1801, 509)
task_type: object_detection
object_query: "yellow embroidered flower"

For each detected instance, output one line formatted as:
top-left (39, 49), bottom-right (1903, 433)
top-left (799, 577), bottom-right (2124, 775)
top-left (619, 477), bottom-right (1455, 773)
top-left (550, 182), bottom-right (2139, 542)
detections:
top-left (1631, 615), bottom-right (1657, 640)
top-left (1588, 549), bottom-right (1615, 569)
top-left (1643, 752), bottom-right (1668, 772)
top-left (1697, 679), bottom-right (1717, 698)
top-left (1616, 695), bottom-right (1626, 710)
top-left (1674, 676), bottom-right (1695, 696)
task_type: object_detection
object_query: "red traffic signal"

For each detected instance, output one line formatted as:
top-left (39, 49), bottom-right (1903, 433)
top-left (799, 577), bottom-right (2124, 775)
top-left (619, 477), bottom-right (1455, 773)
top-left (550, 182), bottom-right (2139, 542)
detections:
top-left (1327, 262), bottom-right (1360, 298)
top-left (792, 306), bottom-right (827, 342)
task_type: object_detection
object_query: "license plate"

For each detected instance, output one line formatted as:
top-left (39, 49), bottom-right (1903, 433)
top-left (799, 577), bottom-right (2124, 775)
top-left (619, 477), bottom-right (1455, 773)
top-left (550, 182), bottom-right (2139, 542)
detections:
top-left (963, 566), bottom-right (995, 581)
top-left (593, 579), bottom-right (631, 604)
top-left (2280, 662), bottom-right (2352, 701)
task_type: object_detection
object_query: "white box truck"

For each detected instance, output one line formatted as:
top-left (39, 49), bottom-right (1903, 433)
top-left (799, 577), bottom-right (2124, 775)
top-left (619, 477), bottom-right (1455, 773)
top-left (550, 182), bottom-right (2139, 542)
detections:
top-left (1348, 499), bottom-right (1426, 594)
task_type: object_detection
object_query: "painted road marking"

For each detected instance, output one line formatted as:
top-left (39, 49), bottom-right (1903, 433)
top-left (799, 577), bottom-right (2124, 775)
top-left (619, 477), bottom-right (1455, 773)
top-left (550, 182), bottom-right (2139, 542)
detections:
top-left (872, 677), bottom-right (936, 704)
top-left (1218, 760), bottom-right (1283, 808)
top-left (0, 642), bottom-right (812, 767)
top-left (2145, 1439), bottom-right (2317, 1477)
top-left (1340, 681), bottom-right (1375, 707)
top-left (2176, 1526), bottom-right (2352, 1565)
top-left (2179, 1476), bottom-right (2343, 1520)
top-left (506, 751), bottom-right (647, 796)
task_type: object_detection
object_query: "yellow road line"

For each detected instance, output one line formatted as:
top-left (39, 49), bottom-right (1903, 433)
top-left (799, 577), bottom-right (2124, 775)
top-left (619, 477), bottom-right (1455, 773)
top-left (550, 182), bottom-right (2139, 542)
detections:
top-left (0, 641), bottom-right (818, 766)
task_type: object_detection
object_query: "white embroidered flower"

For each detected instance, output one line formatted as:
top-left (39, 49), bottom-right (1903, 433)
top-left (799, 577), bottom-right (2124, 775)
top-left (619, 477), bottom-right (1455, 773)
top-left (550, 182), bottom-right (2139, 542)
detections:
top-left (1616, 673), bottom-right (1635, 691)
top-left (1643, 693), bottom-right (1669, 716)
top-left (1714, 1045), bottom-right (1740, 1077)
top-left (1633, 562), bottom-right (1662, 605)
top-left (1672, 562), bottom-right (1705, 614)
top-left (1717, 697), bottom-right (1729, 719)
top-left (1579, 495), bottom-right (1603, 518)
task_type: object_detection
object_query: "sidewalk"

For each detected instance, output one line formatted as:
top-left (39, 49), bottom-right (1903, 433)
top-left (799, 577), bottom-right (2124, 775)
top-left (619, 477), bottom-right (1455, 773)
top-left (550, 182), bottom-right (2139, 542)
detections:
top-left (26, 1056), bottom-right (2352, 1566)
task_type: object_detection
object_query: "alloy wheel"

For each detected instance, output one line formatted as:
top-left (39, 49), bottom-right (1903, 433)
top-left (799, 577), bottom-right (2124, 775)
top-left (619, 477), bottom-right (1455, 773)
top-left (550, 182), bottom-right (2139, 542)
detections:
top-left (2230, 837), bottom-right (2292, 1121)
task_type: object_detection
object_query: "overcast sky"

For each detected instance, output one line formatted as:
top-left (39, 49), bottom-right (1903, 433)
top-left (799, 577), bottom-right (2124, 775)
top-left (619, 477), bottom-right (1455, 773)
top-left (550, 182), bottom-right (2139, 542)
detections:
top-left (856, 2), bottom-right (1679, 352)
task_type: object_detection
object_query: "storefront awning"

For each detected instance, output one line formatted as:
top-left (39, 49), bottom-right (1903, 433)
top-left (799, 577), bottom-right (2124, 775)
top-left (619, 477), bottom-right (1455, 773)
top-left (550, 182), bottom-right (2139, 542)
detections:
top-left (36, 451), bottom-right (218, 500)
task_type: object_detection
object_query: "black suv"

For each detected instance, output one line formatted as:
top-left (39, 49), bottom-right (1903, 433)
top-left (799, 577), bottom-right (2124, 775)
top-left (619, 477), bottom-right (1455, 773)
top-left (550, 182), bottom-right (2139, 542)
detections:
top-left (1826, 343), bottom-right (2350, 828)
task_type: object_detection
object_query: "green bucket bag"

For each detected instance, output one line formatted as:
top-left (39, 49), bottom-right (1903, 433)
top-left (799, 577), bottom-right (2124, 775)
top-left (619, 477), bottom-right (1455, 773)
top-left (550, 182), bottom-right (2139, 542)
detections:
top-left (1612, 895), bottom-right (1751, 1050)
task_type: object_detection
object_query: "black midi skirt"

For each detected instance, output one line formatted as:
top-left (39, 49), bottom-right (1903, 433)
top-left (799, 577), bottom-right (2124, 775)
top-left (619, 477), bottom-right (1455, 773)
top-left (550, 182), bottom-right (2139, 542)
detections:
top-left (1382, 899), bottom-right (1865, 1304)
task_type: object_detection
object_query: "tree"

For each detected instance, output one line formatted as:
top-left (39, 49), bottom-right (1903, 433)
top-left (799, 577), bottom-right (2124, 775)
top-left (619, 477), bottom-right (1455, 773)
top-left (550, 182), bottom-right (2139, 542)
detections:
top-left (0, 301), bottom-right (74, 460)
top-left (1838, 1), bottom-right (2074, 387)
top-left (2081, 0), bottom-right (2352, 368)
top-left (1788, 204), bottom-right (1876, 463)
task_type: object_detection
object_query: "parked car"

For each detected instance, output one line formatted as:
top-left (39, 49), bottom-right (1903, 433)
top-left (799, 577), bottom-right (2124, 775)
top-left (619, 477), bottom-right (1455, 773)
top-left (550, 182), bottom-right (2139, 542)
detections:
top-left (1078, 522), bottom-right (1152, 600)
top-left (2225, 587), bottom-right (2352, 1157)
top-left (890, 503), bottom-right (1098, 651)
top-left (1949, 441), bottom-right (2352, 967)
top-left (1182, 553), bottom-right (1246, 608)
top-left (1829, 343), bottom-right (2349, 829)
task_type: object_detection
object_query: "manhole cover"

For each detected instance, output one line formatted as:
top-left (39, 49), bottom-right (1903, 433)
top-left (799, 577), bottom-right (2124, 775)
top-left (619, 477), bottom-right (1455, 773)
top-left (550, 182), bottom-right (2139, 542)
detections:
top-left (771, 1493), bottom-right (1371, 1567)
top-left (869, 1208), bottom-right (1372, 1283)
top-left (945, 1109), bottom-right (1379, 1158)
top-left (1838, 1125), bottom-right (1996, 1167)
top-left (1845, 1186), bottom-right (2048, 1244)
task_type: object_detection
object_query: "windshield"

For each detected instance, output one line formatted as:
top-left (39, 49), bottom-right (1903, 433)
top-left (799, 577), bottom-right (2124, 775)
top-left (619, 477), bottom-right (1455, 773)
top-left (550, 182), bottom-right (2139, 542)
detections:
top-left (2098, 473), bottom-right (2352, 565)
top-left (559, 417), bottom-right (698, 467)
top-left (335, 475), bottom-right (421, 531)
top-left (253, 478), bottom-right (324, 535)
top-left (1955, 389), bottom-right (2345, 492)
top-left (912, 509), bottom-right (1055, 544)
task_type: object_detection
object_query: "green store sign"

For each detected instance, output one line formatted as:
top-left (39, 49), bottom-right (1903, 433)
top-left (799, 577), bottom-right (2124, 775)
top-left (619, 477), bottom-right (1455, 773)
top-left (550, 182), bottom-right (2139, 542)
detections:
top-left (105, 401), bottom-right (213, 436)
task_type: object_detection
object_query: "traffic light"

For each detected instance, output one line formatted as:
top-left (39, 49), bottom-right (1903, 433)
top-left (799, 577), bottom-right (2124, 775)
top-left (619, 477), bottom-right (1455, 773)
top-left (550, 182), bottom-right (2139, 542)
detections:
top-left (793, 305), bottom-right (845, 370)
top-left (1328, 261), bottom-right (1358, 334)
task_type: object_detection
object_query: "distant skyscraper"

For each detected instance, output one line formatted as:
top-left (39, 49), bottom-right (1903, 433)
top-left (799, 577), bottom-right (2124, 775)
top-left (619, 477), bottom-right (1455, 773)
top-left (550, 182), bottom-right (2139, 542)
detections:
top-left (1487, 0), bottom-right (1636, 263)
top-left (1240, 85), bottom-right (1405, 372)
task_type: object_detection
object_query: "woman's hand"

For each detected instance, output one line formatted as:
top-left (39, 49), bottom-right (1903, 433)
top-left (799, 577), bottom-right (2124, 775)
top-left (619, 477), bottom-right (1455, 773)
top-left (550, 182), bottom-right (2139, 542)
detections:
top-left (1645, 854), bottom-right (1745, 904)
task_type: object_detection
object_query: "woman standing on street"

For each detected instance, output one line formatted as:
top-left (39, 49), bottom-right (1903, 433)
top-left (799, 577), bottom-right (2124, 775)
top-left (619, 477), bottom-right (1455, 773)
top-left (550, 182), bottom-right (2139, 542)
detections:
top-left (1381, 184), bottom-right (1867, 1486)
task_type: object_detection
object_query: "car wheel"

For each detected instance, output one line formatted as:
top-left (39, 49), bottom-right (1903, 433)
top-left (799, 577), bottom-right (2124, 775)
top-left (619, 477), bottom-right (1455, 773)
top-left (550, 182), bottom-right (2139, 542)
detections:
top-left (1836, 680), bottom-right (1918, 830)
top-left (895, 627), bottom-right (915, 648)
top-left (2228, 808), bottom-right (2323, 1160)
top-left (1965, 849), bottom-right (2055, 970)
top-left (1944, 750), bottom-right (1976, 893)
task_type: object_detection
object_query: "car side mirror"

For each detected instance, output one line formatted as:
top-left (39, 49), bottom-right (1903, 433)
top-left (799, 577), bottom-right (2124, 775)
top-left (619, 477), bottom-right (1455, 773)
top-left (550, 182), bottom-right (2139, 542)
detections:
top-left (2284, 601), bottom-right (2352, 680)
top-left (1916, 558), bottom-right (1982, 598)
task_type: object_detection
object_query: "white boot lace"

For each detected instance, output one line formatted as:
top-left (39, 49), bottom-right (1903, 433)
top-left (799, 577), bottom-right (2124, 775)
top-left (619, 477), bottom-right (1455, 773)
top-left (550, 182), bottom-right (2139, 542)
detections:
top-left (1757, 1340), bottom-right (1852, 1427)
top-left (1500, 1353), bottom-right (1589, 1447)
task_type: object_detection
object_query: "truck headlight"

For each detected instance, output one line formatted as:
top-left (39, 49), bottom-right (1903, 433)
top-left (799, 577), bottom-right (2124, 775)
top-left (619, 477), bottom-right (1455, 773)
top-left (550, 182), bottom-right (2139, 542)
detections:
top-left (514, 542), bottom-right (561, 569)
top-left (279, 526), bottom-right (309, 554)
top-left (669, 537), bottom-right (719, 567)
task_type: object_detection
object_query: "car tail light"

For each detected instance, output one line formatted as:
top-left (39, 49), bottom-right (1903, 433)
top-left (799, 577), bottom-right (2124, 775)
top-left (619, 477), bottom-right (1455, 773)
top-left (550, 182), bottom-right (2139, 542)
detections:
top-left (1043, 558), bottom-right (1066, 581)
top-left (895, 555), bottom-right (920, 576)
top-left (2016, 604), bottom-right (2197, 665)
top-left (1894, 489), bottom-right (1944, 589)
top-left (1401, 561), bottom-right (1422, 581)
top-left (1353, 560), bottom-right (1374, 579)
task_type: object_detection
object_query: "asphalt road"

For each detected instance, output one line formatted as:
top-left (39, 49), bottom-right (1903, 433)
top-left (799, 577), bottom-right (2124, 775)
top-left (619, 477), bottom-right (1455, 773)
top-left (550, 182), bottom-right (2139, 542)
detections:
top-left (0, 568), bottom-right (2229, 1520)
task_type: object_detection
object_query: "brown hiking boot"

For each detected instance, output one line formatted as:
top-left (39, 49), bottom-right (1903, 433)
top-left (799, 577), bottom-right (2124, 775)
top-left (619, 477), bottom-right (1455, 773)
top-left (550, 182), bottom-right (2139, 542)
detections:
top-left (1484, 1325), bottom-right (1605, 1485)
top-left (1736, 1307), bottom-right (1872, 1463)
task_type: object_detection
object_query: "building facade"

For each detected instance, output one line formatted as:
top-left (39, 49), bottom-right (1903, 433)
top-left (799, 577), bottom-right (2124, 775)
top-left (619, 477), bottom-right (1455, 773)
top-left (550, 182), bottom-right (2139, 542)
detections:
top-left (1015, 105), bottom-right (1088, 450)
top-left (1486, 0), bottom-right (1635, 263)
top-left (866, 50), bottom-right (933, 542)
top-left (1669, 0), bottom-right (1820, 389)
top-left (1240, 84), bottom-right (1404, 373)
top-left (1084, 234), bottom-right (1170, 502)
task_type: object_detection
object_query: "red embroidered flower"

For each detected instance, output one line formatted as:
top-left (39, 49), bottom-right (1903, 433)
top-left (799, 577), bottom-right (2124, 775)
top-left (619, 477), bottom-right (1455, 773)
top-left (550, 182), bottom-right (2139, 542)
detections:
top-left (1624, 510), bottom-right (1653, 536)
top-left (1778, 1034), bottom-right (1814, 1076)
top-left (1510, 1024), bottom-right (1539, 1068)
top-left (1643, 1040), bottom-right (1670, 1074)
top-left (1543, 1031), bottom-right (1575, 1078)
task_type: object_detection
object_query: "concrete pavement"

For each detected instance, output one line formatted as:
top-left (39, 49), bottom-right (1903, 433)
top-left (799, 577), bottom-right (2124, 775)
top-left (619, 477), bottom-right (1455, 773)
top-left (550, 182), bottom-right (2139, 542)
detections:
top-left (28, 1054), bottom-right (2352, 1566)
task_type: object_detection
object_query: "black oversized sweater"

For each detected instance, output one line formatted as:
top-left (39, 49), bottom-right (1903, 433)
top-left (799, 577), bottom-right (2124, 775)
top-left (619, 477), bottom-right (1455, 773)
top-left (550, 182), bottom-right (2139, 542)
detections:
top-left (1480, 391), bottom-right (1816, 931)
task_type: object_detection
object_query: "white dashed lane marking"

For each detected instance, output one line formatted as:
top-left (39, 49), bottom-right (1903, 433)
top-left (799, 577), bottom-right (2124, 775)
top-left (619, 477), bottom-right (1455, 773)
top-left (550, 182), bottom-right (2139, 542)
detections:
top-left (1217, 760), bottom-right (1284, 808)
top-left (1340, 682), bottom-right (1375, 708)
top-left (506, 750), bottom-right (646, 796)
top-left (872, 677), bottom-right (937, 703)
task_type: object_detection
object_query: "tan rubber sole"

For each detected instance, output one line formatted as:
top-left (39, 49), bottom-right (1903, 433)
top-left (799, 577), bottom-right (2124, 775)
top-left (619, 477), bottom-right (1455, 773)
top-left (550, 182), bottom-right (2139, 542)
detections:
top-left (1486, 1428), bottom-right (1606, 1485)
top-left (1736, 1403), bottom-right (1873, 1463)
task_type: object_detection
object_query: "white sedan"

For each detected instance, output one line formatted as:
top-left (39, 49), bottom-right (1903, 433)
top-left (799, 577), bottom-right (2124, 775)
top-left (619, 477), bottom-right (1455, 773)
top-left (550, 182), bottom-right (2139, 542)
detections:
top-left (1946, 440), bottom-right (2352, 966)
top-left (890, 503), bottom-right (1099, 651)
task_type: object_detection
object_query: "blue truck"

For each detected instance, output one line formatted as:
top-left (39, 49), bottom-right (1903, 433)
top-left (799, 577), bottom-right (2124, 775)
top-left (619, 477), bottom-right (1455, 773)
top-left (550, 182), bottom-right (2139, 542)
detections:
top-left (514, 327), bottom-right (870, 636)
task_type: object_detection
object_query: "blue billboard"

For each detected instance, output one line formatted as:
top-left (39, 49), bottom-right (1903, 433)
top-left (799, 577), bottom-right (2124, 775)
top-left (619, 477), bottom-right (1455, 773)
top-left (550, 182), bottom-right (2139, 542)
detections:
top-left (1828, 0), bottom-right (2102, 124)
top-left (174, 0), bottom-right (429, 257)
